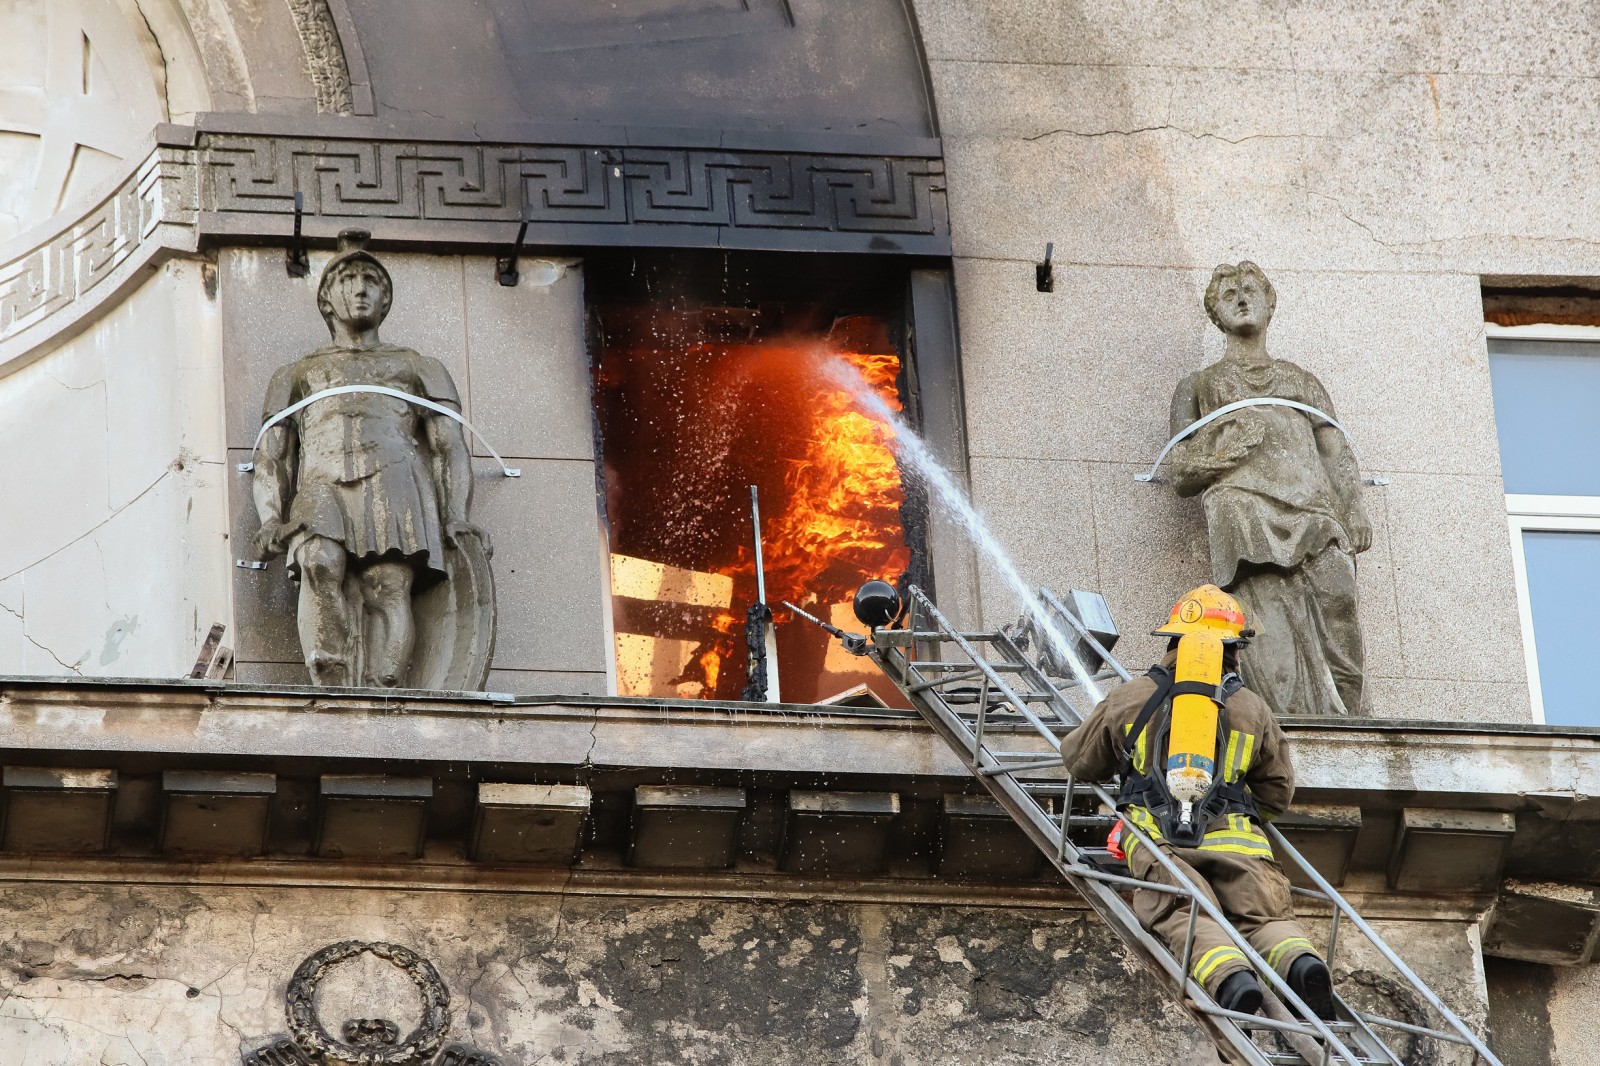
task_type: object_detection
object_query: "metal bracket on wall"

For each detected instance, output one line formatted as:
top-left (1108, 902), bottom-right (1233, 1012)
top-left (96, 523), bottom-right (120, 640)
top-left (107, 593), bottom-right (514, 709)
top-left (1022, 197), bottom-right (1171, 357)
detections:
top-left (286, 192), bottom-right (310, 278)
top-left (497, 220), bottom-right (530, 287)
top-left (1035, 242), bottom-right (1054, 293)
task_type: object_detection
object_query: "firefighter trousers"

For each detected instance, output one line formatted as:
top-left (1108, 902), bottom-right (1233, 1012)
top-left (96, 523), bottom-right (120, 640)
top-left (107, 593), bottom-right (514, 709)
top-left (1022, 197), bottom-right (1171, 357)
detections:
top-left (1129, 842), bottom-right (1318, 997)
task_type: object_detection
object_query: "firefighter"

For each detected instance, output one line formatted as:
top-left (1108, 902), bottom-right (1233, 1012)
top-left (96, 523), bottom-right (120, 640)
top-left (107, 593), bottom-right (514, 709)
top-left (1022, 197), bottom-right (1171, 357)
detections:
top-left (1059, 584), bottom-right (1337, 1019)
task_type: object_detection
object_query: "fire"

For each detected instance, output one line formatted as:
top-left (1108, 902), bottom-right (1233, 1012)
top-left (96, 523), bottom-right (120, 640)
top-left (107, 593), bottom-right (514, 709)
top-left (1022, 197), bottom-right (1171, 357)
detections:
top-left (760, 346), bottom-right (909, 611)
top-left (594, 302), bottom-right (916, 706)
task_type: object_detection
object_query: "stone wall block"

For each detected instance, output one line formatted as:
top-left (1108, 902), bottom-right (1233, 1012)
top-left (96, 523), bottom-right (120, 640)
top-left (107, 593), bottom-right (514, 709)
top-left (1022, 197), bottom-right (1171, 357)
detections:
top-left (470, 461), bottom-right (609, 676)
top-left (955, 260), bottom-right (1207, 464)
top-left (930, 60), bottom-right (1171, 142)
top-left (967, 455), bottom-right (1097, 630)
top-left (462, 258), bottom-right (594, 463)
top-left (483, 668), bottom-right (606, 697)
top-left (1361, 677), bottom-right (1531, 724)
top-left (913, 0), bottom-right (1293, 68)
top-left (1261, 270), bottom-right (1500, 477)
top-left (1384, 472), bottom-right (1528, 694)
top-left (940, 136), bottom-right (1195, 266)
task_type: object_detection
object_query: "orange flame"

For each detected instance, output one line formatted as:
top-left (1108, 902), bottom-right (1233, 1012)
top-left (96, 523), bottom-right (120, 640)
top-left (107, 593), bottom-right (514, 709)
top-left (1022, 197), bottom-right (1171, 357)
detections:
top-left (596, 311), bottom-right (913, 705)
top-left (758, 347), bottom-right (908, 607)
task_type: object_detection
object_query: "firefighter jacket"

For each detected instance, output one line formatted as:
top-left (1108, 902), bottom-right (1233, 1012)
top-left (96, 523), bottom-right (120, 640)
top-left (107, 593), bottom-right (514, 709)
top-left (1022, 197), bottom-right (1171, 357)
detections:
top-left (1059, 653), bottom-right (1294, 861)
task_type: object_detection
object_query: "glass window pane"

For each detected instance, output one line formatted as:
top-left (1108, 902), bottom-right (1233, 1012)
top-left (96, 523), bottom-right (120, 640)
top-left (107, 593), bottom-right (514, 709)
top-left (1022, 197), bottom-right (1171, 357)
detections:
top-left (1488, 340), bottom-right (1600, 496)
top-left (1522, 529), bottom-right (1600, 726)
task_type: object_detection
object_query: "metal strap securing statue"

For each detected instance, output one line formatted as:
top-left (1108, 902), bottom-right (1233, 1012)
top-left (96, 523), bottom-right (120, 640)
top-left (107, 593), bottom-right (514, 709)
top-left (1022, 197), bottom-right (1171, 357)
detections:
top-left (1163, 262), bottom-right (1372, 717)
top-left (249, 229), bottom-right (496, 690)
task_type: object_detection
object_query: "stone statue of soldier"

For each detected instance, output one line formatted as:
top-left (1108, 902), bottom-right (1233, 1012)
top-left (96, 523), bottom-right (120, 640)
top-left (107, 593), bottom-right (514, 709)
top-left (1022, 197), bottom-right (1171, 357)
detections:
top-left (1167, 262), bottom-right (1371, 716)
top-left (251, 229), bottom-right (495, 689)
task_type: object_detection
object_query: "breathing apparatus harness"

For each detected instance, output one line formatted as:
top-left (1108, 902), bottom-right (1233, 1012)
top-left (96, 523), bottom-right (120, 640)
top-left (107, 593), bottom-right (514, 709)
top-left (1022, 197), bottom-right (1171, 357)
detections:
top-left (1116, 663), bottom-right (1257, 849)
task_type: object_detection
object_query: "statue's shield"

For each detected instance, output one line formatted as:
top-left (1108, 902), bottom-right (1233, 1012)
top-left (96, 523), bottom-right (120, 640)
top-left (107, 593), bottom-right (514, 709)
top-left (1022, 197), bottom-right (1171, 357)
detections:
top-left (408, 533), bottom-right (496, 691)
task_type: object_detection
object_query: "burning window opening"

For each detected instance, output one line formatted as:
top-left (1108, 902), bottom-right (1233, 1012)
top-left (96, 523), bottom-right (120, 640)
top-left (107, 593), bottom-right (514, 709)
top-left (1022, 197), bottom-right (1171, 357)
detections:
top-left (590, 256), bottom-right (921, 707)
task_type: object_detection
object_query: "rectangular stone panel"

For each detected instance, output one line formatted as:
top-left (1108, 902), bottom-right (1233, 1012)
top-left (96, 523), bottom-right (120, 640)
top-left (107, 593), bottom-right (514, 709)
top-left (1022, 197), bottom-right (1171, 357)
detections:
top-left (628, 785), bottom-right (747, 870)
top-left (1388, 807), bottom-right (1516, 893)
top-left (781, 790), bottom-right (901, 876)
top-left (1273, 804), bottom-right (1362, 888)
top-left (1483, 882), bottom-right (1600, 966)
top-left (160, 770), bottom-right (277, 858)
top-left (1, 767), bottom-right (116, 854)
top-left (461, 258), bottom-right (594, 463)
top-left (471, 782), bottom-right (590, 865)
top-left (316, 774), bottom-right (433, 861)
top-left (936, 793), bottom-right (1041, 881)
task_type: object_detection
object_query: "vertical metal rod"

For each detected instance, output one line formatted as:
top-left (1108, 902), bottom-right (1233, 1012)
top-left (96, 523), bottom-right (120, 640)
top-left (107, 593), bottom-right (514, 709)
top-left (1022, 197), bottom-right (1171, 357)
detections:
top-left (972, 681), bottom-right (990, 770)
top-left (1057, 775), bottom-right (1073, 860)
top-left (750, 485), bottom-right (767, 605)
top-left (1327, 906), bottom-right (1342, 972)
top-left (1179, 902), bottom-right (1200, 984)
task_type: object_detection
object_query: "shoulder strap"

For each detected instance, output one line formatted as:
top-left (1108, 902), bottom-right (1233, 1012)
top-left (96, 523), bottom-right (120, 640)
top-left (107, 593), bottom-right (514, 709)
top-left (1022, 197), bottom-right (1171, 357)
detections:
top-left (1221, 672), bottom-right (1244, 700)
top-left (1120, 665), bottom-right (1174, 773)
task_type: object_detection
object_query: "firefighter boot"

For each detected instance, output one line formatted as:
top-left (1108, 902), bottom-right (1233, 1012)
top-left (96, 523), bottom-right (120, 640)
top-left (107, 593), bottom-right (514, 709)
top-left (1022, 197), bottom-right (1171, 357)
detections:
top-left (1216, 970), bottom-right (1264, 1015)
top-left (1288, 954), bottom-right (1337, 1020)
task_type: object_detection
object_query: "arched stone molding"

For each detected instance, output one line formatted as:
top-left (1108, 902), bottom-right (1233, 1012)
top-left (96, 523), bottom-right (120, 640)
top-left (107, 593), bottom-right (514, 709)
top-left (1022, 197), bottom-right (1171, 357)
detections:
top-left (283, 0), bottom-right (374, 116)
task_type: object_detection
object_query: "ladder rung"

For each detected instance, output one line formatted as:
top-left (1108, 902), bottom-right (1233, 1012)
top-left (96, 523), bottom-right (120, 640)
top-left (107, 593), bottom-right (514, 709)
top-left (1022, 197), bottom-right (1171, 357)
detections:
top-left (887, 586), bottom-right (1486, 1066)
top-left (907, 660), bottom-right (1025, 671)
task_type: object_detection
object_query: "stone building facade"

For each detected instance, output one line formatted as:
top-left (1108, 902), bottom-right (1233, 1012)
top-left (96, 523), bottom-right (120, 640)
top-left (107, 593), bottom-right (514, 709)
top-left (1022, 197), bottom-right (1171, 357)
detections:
top-left (0, 1), bottom-right (1596, 1063)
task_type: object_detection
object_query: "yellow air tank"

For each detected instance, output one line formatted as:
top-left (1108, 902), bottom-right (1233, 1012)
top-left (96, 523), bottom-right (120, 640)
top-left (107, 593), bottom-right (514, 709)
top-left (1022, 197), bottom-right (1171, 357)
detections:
top-left (1151, 585), bottom-right (1248, 832)
top-left (1166, 630), bottom-right (1224, 829)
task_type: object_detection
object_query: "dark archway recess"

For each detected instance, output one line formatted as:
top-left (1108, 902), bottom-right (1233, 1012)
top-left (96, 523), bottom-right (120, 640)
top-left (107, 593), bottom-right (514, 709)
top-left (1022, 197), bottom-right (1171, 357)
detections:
top-left (341, 0), bottom-right (936, 142)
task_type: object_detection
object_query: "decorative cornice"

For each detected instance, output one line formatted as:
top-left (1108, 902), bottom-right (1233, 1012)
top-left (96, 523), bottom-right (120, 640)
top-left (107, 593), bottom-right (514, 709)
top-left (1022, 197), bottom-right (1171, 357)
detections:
top-left (0, 130), bottom-right (947, 376)
top-left (0, 144), bottom-right (198, 374)
top-left (197, 133), bottom-right (948, 253)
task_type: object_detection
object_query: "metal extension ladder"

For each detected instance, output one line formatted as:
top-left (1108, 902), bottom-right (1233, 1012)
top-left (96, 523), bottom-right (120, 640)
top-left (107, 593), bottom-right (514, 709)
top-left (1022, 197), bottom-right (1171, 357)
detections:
top-left (859, 585), bottom-right (1504, 1066)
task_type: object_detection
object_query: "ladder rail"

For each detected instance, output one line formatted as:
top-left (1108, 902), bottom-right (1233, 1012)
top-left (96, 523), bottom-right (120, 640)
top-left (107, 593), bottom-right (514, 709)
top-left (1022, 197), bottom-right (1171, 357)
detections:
top-left (895, 647), bottom-right (1283, 1066)
top-left (884, 598), bottom-right (1371, 1066)
top-left (1267, 825), bottom-right (1501, 1062)
top-left (878, 585), bottom-right (1502, 1066)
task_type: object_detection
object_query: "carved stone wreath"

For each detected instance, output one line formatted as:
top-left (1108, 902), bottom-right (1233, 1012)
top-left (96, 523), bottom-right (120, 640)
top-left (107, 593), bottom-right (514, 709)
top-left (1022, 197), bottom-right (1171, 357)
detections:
top-left (242, 941), bottom-right (509, 1065)
top-left (285, 941), bottom-right (451, 1066)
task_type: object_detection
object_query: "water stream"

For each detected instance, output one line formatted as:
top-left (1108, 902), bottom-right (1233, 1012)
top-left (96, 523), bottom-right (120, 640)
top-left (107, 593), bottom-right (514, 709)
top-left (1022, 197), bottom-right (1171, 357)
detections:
top-left (825, 358), bottom-right (1106, 704)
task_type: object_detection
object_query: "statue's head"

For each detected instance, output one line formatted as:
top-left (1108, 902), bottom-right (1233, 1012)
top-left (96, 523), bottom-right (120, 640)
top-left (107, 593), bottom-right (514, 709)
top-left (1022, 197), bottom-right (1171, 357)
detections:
top-left (317, 229), bottom-right (394, 335)
top-left (1204, 261), bottom-right (1275, 336)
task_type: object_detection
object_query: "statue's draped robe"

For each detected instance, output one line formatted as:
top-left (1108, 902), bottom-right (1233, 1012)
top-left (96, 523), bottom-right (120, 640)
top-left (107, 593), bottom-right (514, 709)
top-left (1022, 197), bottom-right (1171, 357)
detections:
top-left (1171, 359), bottom-right (1365, 716)
top-left (262, 344), bottom-right (459, 586)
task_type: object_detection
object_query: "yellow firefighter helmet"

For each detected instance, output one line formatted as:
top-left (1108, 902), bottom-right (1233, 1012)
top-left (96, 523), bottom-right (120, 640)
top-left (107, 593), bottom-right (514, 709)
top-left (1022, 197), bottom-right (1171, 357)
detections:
top-left (1153, 584), bottom-right (1249, 643)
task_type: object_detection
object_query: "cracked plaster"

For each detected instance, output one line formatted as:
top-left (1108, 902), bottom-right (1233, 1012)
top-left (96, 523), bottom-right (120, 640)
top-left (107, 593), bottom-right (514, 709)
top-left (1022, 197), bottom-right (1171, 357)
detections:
top-left (0, 881), bottom-right (1492, 1066)
top-left (0, 259), bottom-right (230, 680)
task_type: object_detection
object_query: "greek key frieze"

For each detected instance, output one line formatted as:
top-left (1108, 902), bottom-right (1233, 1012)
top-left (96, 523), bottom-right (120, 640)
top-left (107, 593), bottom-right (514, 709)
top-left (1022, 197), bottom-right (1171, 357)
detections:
top-left (198, 135), bottom-right (947, 240)
top-left (0, 147), bottom-right (197, 351)
top-left (1, 131), bottom-right (944, 368)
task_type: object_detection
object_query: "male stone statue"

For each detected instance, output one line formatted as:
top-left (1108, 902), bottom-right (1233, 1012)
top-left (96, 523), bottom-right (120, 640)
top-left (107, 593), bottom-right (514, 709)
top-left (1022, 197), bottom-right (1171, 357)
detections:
top-left (1166, 262), bottom-right (1371, 716)
top-left (251, 229), bottom-right (494, 688)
